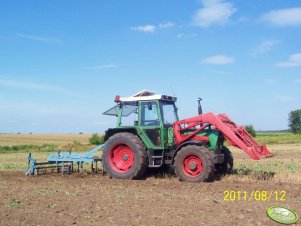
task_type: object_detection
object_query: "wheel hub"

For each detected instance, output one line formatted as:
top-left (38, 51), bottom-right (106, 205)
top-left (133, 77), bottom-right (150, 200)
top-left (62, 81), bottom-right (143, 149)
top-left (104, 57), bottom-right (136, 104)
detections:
top-left (182, 155), bottom-right (203, 177)
top-left (189, 161), bottom-right (197, 170)
top-left (122, 154), bottom-right (129, 161)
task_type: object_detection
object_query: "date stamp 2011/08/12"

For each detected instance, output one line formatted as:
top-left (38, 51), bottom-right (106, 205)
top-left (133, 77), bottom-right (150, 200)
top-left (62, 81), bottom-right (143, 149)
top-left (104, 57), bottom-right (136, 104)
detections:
top-left (224, 190), bottom-right (286, 202)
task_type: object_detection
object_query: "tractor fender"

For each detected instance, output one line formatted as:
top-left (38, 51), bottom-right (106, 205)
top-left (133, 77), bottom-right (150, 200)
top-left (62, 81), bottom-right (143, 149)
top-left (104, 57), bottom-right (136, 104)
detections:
top-left (172, 140), bottom-right (207, 162)
top-left (104, 128), bottom-right (138, 142)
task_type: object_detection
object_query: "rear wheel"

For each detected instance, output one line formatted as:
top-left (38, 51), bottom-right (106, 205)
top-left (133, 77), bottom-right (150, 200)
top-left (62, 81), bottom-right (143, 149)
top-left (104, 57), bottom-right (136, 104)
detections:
top-left (103, 132), bottom-right (147, 179)
top-left (174, 145), bottom-right (215, 182)
top-left (215, 147), bottom-right (233, 175)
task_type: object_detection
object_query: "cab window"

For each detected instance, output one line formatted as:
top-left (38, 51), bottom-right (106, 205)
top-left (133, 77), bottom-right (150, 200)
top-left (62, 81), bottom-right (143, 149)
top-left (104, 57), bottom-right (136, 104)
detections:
top-left (161, 102), bottom-right (178, 125)
top-left (120, 103), bottom-right (138, 126)
top-left (141, 102), bottom-right (160, 126)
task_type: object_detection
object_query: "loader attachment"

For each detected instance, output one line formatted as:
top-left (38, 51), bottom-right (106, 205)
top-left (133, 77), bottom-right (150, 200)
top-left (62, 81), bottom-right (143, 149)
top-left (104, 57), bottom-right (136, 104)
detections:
top-left (173, 112), bottom-right (274, 160)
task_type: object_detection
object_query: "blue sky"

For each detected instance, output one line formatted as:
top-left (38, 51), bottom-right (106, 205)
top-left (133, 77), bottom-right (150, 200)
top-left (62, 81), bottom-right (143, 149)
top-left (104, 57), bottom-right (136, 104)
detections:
top-left (0, 0), bottom-right (300, 133)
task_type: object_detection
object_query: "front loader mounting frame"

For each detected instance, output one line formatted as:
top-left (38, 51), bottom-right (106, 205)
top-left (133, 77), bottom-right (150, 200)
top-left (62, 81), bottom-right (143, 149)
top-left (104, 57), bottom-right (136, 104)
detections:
top-left (173, 112), bottom-right (274, 160)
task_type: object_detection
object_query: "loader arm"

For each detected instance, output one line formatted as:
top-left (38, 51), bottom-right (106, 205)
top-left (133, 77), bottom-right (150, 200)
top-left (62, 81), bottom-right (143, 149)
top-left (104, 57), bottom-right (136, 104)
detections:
top-left (173, 112), bottom-right (274, 160)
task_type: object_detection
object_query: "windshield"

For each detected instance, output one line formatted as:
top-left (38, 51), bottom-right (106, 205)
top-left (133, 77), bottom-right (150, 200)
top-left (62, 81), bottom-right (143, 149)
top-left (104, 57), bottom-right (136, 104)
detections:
top-left (161, 102), bottom-right (178, 125)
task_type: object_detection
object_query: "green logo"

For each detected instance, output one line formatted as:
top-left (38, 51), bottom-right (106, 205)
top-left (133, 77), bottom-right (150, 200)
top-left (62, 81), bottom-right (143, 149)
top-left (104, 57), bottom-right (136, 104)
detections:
top-left (267, 206), bottom-right (299, 224)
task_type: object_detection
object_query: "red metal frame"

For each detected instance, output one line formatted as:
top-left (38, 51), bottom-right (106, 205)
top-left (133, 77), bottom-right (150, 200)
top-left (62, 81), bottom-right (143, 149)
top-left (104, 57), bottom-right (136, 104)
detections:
top-left (173, 112), bottom-right (274, 160)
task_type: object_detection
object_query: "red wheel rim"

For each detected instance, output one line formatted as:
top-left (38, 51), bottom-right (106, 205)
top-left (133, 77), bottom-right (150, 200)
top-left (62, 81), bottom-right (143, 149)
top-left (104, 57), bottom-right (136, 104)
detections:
top-left (181, 155), bottom-right (203, 177)
top-left (108, 143), bottom-right (134, 173)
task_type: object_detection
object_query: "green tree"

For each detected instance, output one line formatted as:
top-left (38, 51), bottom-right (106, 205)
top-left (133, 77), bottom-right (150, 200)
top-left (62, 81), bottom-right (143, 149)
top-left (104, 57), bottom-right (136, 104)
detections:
top-left (245, 125), bottom-right (256, 137)
top-left (89, 133), bottom-right (104, 145)
top-left (288, 109), bottom-right (301, 134)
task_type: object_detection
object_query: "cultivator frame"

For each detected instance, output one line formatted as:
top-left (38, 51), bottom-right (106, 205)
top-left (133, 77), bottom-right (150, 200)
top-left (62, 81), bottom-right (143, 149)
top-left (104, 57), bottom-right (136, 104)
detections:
top-left (25, 144), bottom-right (104, 176)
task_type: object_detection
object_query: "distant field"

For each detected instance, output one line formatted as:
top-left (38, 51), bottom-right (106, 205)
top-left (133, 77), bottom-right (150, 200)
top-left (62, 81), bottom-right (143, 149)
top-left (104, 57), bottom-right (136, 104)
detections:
top-left (256, 132), bottom-right (301, 144)
top-left (0, 133), bottom-right (91, 146)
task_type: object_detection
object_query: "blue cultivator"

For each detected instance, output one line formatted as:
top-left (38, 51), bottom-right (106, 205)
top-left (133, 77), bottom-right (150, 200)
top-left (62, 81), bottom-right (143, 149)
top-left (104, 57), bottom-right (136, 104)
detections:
top-left (25, 144), bottom-right (104, 176)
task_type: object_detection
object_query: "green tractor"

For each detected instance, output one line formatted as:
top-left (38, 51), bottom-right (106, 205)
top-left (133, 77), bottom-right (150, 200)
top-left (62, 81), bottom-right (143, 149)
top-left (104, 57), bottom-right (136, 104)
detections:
top-left (102, 90), bottom-right (273, 182)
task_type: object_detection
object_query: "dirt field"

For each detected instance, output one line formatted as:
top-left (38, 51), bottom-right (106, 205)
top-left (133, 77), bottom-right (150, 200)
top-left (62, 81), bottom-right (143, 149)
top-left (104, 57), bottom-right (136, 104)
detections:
top-left (1, 134), bottom-right (300, 225)
top-left (0, 171), bottom-right (300, 226)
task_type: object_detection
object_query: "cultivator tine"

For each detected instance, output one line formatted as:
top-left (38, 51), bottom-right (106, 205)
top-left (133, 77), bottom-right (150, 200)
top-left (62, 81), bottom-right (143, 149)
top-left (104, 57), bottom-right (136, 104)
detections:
top-left (56, 162), bottom-right (59, 174)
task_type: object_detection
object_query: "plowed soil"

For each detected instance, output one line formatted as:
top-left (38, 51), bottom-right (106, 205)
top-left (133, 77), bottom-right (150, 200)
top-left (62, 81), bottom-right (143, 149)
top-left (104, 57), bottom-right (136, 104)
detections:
top-left (0, 171), bottom-right (300, 226)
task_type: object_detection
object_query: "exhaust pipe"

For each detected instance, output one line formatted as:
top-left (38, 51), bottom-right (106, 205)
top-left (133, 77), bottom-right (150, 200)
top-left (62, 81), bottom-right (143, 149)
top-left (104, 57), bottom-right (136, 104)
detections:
top-left (198, 98), bottom-right (202, 115)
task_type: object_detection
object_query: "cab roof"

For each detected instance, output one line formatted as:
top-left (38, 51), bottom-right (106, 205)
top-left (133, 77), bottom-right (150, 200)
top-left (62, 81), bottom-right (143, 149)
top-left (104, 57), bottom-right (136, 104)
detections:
top-left (119, 90), bottom-right (177, 102)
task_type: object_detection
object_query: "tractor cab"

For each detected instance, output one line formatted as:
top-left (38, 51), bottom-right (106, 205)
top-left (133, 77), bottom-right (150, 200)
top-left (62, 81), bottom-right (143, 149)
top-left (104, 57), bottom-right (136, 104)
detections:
top-left (103, 90), bottom-right (178, 149)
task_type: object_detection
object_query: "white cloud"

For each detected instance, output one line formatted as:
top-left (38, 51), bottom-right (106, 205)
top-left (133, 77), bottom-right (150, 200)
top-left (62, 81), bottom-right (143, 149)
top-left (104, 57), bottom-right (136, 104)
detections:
top-left (294, 79), bottom-right (301, 84)
top-left (0, 78), bottom-right (76, 96)
top-left (15, 33), bottom-right (61, 43)
top-left (131, 25), bottom-right (156, 33)
top-left (201, 54), bottom-right (235, 65)
top-left (83, 64), bottom-right (119, 70)
top-left (131, 22), bottom-right (175, 33)
top-left (262, 7), bottom-right (301, 27)
top-left (277, 53), bottom-right (301, 67)
top-left (159, 22), bottom-right (175, 29)
top-left (193, 0), bottom-right (236, 28)
top-left (251, 40), bottom-right (279, 57)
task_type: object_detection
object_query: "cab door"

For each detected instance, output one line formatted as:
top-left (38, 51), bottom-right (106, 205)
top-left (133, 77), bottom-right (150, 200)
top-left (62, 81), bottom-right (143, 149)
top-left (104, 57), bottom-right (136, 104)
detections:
top-left (139, 101), bottom-right (164, 149)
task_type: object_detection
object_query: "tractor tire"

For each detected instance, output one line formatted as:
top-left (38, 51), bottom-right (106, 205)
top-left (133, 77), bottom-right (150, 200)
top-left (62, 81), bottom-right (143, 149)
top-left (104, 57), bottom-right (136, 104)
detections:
top-left (174, 145), bottom-right (215, 182)
top-left (103, 132), bottom-right (147, 179)
top-left (215, 147), bottom-right (233, 175)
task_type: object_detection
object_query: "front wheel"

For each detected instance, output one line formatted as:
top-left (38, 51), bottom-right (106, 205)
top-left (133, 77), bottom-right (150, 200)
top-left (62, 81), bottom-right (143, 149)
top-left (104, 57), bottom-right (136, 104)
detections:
top-left (174, 145), bottom-right (215, 182)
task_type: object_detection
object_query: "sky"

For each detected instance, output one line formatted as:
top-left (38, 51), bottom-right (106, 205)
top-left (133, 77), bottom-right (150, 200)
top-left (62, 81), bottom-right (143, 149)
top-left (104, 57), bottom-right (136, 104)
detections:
top-left (0, 0), bottom-right (300, 133)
